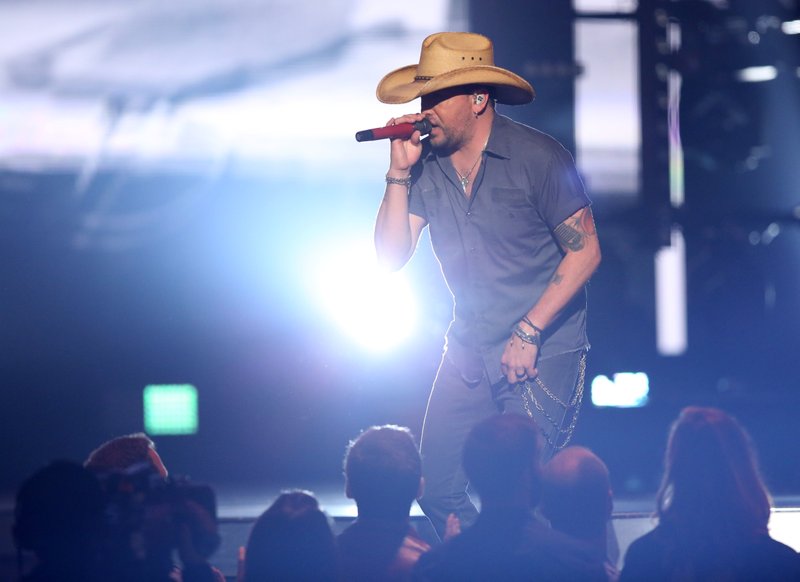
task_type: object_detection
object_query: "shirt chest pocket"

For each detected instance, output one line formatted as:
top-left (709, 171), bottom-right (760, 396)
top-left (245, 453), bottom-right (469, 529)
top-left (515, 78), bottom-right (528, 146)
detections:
top-left (484, 187), bottom-right (544, 257)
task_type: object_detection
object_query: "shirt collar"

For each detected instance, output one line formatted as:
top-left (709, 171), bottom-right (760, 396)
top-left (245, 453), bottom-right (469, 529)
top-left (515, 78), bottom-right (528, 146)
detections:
top-left (483, 113), bottom-right (514, 160)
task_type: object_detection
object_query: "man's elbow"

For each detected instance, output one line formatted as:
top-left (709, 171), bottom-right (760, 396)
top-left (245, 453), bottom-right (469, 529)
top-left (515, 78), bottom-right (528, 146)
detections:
top-left (588, 240), bottom-right (602, 275)
top-left (574, 237), bottom-right (601, 279)
top-left (375, 246), bottom-right (411, 272)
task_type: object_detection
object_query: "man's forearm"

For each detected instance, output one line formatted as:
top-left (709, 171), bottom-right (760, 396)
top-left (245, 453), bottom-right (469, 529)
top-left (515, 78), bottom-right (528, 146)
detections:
top-left (374, 181), bottom-right (416, 270)
top-left (525, 241), bottom-right (601, 330)
top-left (524, 206), bottom-right (601, 331)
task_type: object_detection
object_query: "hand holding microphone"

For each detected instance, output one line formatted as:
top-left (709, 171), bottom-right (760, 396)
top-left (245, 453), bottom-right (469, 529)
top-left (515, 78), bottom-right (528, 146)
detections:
top-left (355, 118), bottom-right (432, 142)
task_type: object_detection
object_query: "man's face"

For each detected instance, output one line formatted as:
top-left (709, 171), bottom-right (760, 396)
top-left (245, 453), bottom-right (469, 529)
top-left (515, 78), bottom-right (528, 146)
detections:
top-left (420, 86), bottom-right (475, 154)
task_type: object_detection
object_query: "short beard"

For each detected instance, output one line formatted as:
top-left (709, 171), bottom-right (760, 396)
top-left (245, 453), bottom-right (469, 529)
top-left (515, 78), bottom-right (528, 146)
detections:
top-left (430, 127), bottom-right (465, 158)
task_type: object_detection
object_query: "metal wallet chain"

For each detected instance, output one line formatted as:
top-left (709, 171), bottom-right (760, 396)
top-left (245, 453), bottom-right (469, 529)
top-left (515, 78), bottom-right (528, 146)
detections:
top-left (521, 351), bottom-right (587, 450)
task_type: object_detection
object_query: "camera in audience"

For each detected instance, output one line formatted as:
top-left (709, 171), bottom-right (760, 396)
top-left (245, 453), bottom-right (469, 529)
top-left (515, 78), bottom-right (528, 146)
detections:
top-left (98, 462), bottom-right (220, 561)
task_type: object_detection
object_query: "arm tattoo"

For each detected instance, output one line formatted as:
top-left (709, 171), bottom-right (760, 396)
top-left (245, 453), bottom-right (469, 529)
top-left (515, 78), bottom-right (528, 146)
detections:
top-left (553, 222), bottom-right (585, 251)
top-left (554, 207), bottom-right (596, 253)
top-left (550, 272), bottom-right (564, 285)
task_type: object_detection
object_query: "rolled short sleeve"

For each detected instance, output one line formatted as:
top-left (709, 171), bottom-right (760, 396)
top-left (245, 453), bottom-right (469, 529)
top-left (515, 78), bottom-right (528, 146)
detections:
top-left (536, 145), bottom-right (591, 230)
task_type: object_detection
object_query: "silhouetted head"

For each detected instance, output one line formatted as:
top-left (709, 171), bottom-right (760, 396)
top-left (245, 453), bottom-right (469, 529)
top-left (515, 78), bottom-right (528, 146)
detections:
top-left (13, 460), bottom-right (106, 567)
top-left (541, 446), bottom-right (612, 540)
top-left (463, 413), bottom-right (542, 507)
top-left (244, 490), bottom-right (338, 582)
top-left (85, 432), bottom-right (168, 478)
top-left (657, 406), bottom-right (771, 538)
top-left (344, 425), bottom-right (422, 518)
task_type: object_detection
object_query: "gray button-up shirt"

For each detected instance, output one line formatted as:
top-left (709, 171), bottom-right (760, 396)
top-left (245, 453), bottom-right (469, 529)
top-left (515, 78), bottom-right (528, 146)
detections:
top-left (408, 114), bottom-right (591, 385)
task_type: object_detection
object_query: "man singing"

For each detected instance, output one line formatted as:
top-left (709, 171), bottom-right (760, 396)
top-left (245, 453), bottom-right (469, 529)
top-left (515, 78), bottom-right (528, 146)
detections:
top-left (372, 32), bottom-right (601, 539)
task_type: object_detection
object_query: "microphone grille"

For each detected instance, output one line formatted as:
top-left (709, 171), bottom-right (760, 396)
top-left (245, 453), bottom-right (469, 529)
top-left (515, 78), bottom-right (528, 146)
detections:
top-left (415, 118), bottom-right (433, 135)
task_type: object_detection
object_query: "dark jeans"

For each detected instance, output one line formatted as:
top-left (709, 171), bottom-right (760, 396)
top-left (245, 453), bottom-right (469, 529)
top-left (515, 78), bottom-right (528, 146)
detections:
top-left (416, 348), bottom-right (586, 540)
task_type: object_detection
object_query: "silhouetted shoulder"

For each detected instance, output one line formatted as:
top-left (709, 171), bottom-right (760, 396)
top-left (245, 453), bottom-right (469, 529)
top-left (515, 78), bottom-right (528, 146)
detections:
top-left (412, 514), bottom-right (607, 582)
top-left (621, 525), bottom-right (800, 582)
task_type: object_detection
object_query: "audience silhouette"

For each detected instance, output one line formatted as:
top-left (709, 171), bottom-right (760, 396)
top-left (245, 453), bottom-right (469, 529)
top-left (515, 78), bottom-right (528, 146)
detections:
top-left (412, 413), bottom-right (608, 581)
top-left (12, 460), bottom-right (106, 582)
top-left (9, 411), bottom-right (800, 581)
top-left (338, 425), bottom-right (430, 581)
top-left (620, 406), bottom-right (800, 581)
top-left (541, 446), bottom-right (618, 580)
top-left (84, 433), bottom-right (222, 582)
top-left (242, 490), bottom-right (339, 582)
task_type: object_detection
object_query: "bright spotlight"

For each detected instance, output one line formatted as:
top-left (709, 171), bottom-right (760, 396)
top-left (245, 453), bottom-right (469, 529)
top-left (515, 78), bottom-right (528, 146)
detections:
top-left (314, 244), bottom-right (417, 352)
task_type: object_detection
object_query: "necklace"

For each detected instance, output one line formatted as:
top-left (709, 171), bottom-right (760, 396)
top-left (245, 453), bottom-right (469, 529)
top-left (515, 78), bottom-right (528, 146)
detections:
top-left (455, 141), bottom-right (488, 193)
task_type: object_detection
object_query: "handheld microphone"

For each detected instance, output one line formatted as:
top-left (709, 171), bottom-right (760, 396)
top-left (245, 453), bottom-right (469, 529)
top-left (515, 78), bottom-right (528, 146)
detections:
top-left (355, 118), bottom-right (432, 142)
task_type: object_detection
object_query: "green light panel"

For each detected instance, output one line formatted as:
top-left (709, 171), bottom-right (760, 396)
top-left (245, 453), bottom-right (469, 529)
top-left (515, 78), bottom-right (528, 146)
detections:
top-left (143, 384), bottom-right (198, 435)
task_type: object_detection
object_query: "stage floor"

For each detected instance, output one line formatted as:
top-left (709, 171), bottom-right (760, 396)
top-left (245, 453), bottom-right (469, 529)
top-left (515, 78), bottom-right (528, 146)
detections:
top-left (211, 481), bottom-right (800, 519)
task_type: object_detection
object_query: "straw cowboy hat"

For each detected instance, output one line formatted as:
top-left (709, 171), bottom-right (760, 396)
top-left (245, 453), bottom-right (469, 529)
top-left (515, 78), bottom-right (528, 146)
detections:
top-left (376, 32), bottom-right (535, 105)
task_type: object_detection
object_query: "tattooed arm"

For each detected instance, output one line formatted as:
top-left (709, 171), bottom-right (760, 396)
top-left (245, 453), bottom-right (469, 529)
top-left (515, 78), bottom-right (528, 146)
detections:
top-left (501, 205), bottom-right (600, 383)
top-left (528, 205), bottom-right (601, 329)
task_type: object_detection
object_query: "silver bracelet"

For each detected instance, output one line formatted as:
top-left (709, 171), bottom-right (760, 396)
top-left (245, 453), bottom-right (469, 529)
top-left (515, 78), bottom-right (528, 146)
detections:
top-left (385, 175), bottom-right (411, 187)
top-left (513, 324), bottom-right (541, 347)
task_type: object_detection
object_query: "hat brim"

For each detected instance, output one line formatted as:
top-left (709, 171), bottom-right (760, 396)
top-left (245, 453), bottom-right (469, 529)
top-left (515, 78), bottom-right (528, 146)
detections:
top-left (377, 64), bottom-right (535, 105)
